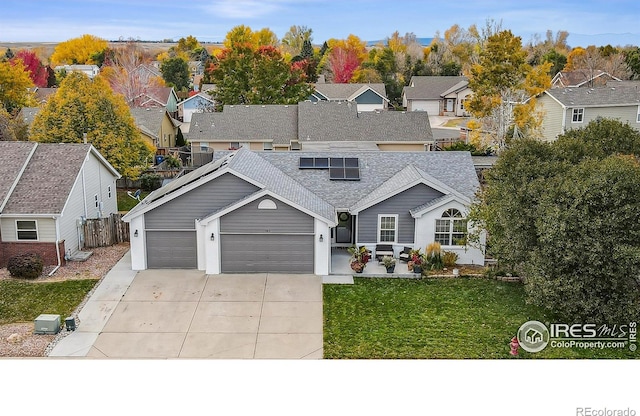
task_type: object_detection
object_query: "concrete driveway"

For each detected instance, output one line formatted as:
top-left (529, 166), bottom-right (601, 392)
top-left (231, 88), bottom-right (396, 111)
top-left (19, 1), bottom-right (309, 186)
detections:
top-left (49, 253), bottom-right (323, 359)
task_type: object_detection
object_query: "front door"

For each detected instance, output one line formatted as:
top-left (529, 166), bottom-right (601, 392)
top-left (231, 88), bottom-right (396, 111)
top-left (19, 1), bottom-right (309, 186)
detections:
top-left (446, 98), bottom-right (455, 112)
top-left (334, 212), bottom-right (354, 244)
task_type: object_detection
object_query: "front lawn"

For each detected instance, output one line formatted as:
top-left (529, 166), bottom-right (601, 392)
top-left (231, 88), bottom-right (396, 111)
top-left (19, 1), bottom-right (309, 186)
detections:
top-left (0, 279), bottom-right (98, 325)
top-left (323, 277), bottom-right (635, 359)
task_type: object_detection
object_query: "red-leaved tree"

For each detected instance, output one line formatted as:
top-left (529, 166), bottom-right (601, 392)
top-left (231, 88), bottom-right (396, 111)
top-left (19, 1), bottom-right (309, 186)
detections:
top-left (327, 46), bottom-right (361, 83)
top-left (12, 50), bottom-right (48, 87)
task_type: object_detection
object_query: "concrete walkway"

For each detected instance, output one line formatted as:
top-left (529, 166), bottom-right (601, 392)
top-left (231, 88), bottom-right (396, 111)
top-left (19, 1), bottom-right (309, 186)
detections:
top-left (49, 253), bottom-right (323, 359)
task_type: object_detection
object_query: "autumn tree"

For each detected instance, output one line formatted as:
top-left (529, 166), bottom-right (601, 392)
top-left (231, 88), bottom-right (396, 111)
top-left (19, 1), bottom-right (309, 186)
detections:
top-left (11, 50), bottom-right (48, 87)
top-left (0, 60), bottom-right (35, 113)
top-left (465, 30), bottom-right (551, 150)
top-left (0, 106), bottom-right (29, 141)
top-left (160, 57), bottom-right (190, 91)
top-left (101, 41), bottom-right (165, 106)
top-left (30, 72), bottom-right (154, 179)
top-left (50, 34), bottom-right (108, 66)
top-left (624, 47), bottom-right (640, 79)
top-left (282, 25), bottom-right (313, 57)
top-left (321, 35), bottom-right (367, 83)
top-left (208, 42), bottom-right (313, 106)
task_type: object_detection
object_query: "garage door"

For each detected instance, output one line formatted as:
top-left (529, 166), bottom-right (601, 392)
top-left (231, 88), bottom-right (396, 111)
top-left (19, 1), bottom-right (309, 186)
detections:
top-left (220, 234), bottom-right (314, 273)
top-left (146, 230), bottom-right (197, 268)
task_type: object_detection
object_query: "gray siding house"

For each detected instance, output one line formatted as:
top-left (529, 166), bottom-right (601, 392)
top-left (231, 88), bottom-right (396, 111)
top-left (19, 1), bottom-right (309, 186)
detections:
top-left (402, 76), bottom-right (472, 116)
top-left (0, 142), bottom-right (120, 267)
top-left (123, 148), bottom-right (485, 274)
top-left (310, 83), bottom-right (389, 111)
top-left (538, 85), bottom-right (640, 141)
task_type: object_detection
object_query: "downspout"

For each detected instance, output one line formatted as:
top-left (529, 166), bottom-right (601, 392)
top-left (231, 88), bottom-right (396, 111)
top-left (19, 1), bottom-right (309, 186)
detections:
top-left (48, 216), bottom-right (62, 276)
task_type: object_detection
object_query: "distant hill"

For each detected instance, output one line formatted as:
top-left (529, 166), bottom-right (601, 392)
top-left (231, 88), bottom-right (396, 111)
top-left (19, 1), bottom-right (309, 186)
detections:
top-left (367, 37), bottom-right (433, 47)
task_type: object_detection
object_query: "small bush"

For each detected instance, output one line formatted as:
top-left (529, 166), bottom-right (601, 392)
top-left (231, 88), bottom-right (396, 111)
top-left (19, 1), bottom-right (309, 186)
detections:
top-left (7, 253), bottom-right (44, 279)
top-left (425, 242), bottom-right (444, 271)
top-left (442, 250), bottom-right (459, 267)
top-left (140, 173), bottom-right (162, 191)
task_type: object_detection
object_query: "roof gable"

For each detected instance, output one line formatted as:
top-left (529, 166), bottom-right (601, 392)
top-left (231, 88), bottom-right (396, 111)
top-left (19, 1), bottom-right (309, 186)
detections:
top-left (1, 143), bottom-right (119, 215)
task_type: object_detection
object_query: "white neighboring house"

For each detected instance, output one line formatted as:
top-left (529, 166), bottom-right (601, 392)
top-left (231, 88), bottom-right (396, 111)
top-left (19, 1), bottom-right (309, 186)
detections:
top-left (177, 92), bottom-right (216, 123)
top-left (54, 64), bottom-right (100, 79)
top-left (0, 142), bottom-right (120, 268)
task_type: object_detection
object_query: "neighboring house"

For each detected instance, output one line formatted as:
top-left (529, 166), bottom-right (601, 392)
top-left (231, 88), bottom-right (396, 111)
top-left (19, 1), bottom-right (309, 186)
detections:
top-left (33, 87), bottom-right (57, 104)
top-left (0, 142), bottom-right (120, 267)
top-left (537, 85), bottom-right (640, 141)
top-left (551, 69), bottom-right (621, 89)
top-left (123, 147), bottom-right (484, 274)
top-left (131, 87), bottom-right (180, 118)
top-left (310, 83), bottom-right (389, 111)
top-left (187, 100), bottom-right (433, 155)
top-left (402, 76), bottom-right (471, 116)
top-left (54, 64), bottom-right (100, 79)
top-left (177, 92), bottom-right (216, 123)
top-left (188, 61), bottom-right (204, 76)
top-left (19, 107), bottom-right (40, 128)
top-left (130, 107), bottom-right (180, 149)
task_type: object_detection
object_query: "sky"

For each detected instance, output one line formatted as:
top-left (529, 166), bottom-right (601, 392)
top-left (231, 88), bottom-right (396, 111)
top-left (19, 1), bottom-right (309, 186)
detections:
top-left (1, 0), bottom-right (639, 47)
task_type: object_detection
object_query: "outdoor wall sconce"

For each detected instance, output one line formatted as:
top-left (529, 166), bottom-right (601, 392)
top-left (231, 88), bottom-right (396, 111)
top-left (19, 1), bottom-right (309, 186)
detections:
top-left (319, 234), bottom-right (324, 242)
top-left (134, 230), bottom-right (138, 237)
top-left (210, 233), bottom-right (215, 241)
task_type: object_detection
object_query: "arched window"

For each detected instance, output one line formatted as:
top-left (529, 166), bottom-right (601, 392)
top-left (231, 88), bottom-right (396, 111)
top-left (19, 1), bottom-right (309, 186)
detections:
top-left (434, 208), bottom-right (467, 246)
top-left (258, 199), bottom-right (277, 210)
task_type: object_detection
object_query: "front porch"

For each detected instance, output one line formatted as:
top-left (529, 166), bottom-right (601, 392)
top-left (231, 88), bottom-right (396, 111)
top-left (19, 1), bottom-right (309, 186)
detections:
top-left (329, 247), bottom-right (421, 278)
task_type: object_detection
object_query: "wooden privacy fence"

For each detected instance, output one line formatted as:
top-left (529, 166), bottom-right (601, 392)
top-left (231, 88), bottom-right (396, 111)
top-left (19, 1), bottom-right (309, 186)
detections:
top-left (83, 213), bottom-right (129, 248)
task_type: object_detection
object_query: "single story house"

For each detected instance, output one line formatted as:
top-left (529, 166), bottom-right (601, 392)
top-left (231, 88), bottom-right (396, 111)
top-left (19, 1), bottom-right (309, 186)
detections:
top-left (177, 92), bottom-right (216, 123)
top-left (187, 100), bottom-right (433, 156)
top-left (0, 142), bottom-right (120, 267)
top-left (54, 64), bottom-right (100, 79)
top-left (537, 85), bottom-right (640, 141)
top-left (310, 83), bottom-right (389, 111)
top-left (130, 107), bottom-right (180, 149)
top-left (402, 76), bottom-right (471, 116)
top-left (123, 148), bottom-right (485, 274)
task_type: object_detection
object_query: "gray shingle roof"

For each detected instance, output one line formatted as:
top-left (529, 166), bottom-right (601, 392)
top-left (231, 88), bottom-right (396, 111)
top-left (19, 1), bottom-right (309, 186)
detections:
top-left (19, 107), bottom-right (40, 126)
top-left (130, 107), bottom-right (175, 140)
top-left (187, 105), bottom-right (298, 145)
top-left (127, 148), bottom-right (479, 223)
top-left (0, 142), bottom-right (36, 211)
top-left (187, 101), bottom-right (433, 145)
top-left (1, 143), bottom-right (95, 215)
top-left (544, 85), bottom-right (640, 107)
top-left (298, 101), bottom-right (432, 142)
top-left (403, 76), bottom-right (468, 100)
top-left (313, 83), bottom-right (388, 101)
top-left (252, 150), bottom-right (479, 210)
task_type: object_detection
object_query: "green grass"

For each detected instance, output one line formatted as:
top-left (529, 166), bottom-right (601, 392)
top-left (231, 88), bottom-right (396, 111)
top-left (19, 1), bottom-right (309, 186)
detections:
top-left (117, 189), bottom-right (149, 212)
top-left (323, 277), bottom-right (636, 359)
top-left (0, 279), bottom-right (98, 325)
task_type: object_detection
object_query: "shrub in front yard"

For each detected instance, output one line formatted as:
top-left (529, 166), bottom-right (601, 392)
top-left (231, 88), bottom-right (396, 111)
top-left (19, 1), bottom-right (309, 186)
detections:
top-left (7, 253), bottom-right (44, 279)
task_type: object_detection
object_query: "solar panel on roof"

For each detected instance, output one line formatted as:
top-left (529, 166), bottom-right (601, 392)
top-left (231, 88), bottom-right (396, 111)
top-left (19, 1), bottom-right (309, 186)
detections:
top-left (299, 157), bottom-right (314, 168)
top-left (329, 157), bottom-right (361, 181)
top-left (345, 158), bottom-right (359, 167)
top-left (315, 157), bottom-right (329, 168)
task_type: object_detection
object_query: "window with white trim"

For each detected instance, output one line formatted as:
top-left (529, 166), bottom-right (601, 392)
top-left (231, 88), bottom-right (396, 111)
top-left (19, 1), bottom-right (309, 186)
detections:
top-left (229, 142), bottom-right (239, 150)
top-left (200, 142), bottom-right (209, 152)
top-left (378, 215), bottom-right (398, 243)
top-left (94, 194), bottom-right (99, 208)
top-left (108, 185), bottom-right (112, 199)
top-left (637, 106), bottom-right (640, 123)
top-left (16, 220), bottom-right (38, 240)
top-left (434, 209), bottom-right (467, 246)
top-left (263, 142), bottom-right (273, 151)
top-left (572, 108), bottom-right (584, 123)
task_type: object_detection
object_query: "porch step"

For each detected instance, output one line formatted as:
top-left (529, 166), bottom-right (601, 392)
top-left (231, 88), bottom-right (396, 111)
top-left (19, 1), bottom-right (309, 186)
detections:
top-left (68, 251), bottom-right (93, 261)
top-left (323, 275), bottom-right (354, 284)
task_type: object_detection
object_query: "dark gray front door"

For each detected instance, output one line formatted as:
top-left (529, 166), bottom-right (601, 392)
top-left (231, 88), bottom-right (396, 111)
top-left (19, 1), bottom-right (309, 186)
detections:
top-left (146, 230), bottom-right (197, 268)
top-left (220, 234), bottom-right (314, 273)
